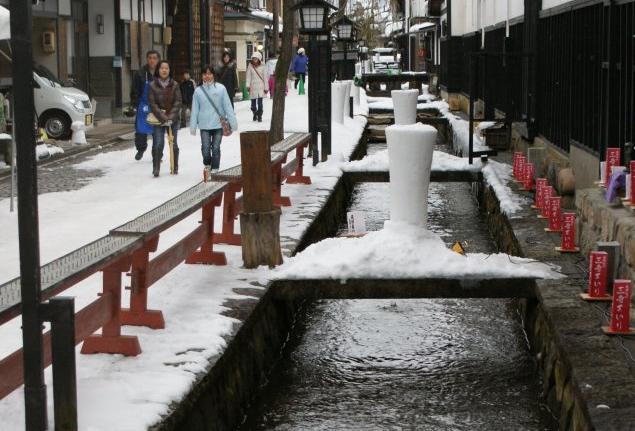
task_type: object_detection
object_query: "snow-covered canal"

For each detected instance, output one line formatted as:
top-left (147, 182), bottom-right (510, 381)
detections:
top-left (240, 180), bottom-right (558, 430)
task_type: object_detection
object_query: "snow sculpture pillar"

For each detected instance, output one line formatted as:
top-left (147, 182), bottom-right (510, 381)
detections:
top-left (386, 123), bottom-right (438, 227)
top-left (331, 82), bottom-right (346, 124)
top-left (391, 89), bottom-right (419, 125)
top-left (342, 80), bottom-right (352, 118)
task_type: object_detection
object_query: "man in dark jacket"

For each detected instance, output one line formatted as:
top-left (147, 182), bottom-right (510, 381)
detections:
top-left (217, 49), bottom-right (239, 108)
top-left (130, 50), bottom-right (160, 160)
top-left (179, 70), bottom-right (196, 128)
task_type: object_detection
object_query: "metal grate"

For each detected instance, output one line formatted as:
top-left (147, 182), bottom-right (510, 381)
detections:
top-left (112, 181), bottom-right (226, 235)
top-left (0, 235), bottom-right (140, 317)
top-left (271, 133), bottom-right (311, 154)
top-left (210, 165), bottom-right (242, 181)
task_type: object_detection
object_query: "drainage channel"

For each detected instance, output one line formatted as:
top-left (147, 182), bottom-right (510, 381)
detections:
top-left (239, 177), bottom-right (558, 430)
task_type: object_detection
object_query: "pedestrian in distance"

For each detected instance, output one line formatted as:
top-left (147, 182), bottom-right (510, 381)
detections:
top-left (217, 49), bottom-right (239, 109)
top-left (190, 65), bottom-right (238, 178)
top-left (179, 70), bottom-right (196, 128)
top-left (246, 51), bottom-right (268, 122)
top-left (293, 47), bottom-right (308, 89)
top-left (265, 51), bottom-right (287, 99)
top-left (148, 60), bottom-right (182, 177)
top-left (130, 50), bottom-right (160, 161)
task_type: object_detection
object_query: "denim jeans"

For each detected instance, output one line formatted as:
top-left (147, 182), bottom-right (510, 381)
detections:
top-left (152, 123), bottom-right (179, 155)
top-left (250, 97), bottom-right (263, 114)
top-left (200, 128), bottom-right (223, 169)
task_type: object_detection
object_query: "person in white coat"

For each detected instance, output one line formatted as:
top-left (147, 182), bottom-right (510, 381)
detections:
top-left (245, 51), bottom-right (269, 122)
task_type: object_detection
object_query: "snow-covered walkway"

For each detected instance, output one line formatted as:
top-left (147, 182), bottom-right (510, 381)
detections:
top-left (0, 91), bottom-right (368, 430)
top-left (1, 87), bottom-right (551, 430)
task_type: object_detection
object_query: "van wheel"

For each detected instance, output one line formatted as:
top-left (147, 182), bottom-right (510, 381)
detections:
top-left (41, 111), bottom-right (71, 140)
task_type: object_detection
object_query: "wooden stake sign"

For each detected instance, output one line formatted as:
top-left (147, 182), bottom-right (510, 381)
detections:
top-left (556, 212), bottom-right (579, 252)
top-left (580, 251), bottom-right (611, 301)
top-left (523, 163), bottom-right (535, 191)
top-left (605, 148), bottom-right (620, 187)
top-left (602, 280), bottom-right (635, 335)
top-left (545, 196), bottom-right (561, 232)
top-left (533, 178), bottom-right (547, 209)
top-left (539, 186), bottom-right (552, 219)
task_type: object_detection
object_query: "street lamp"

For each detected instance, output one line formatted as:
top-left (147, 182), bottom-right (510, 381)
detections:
top-left (295, 0), bottom-right (332, 34)
top-left (293, 0), bottom-right (336, 165)
top-left (333, 15), bottom-right (354, 42)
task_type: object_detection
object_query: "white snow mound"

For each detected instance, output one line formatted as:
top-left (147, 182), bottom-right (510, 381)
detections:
top-left (274, 221), bottom-right (562, 280)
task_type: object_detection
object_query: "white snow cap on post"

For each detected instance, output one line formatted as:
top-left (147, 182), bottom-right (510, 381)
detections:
top-left (351, 83), bottom-right (360, 106)
top-left (342, 80), bottom-right (352, 118)
top-left (71, 121), bottom-right (87, 145)
top-left (386, 123), bottom-right (438, 227)
top-left (391, 89), bottom-right (419, 125)
top-left (331, 82), bottom-right (346, 124)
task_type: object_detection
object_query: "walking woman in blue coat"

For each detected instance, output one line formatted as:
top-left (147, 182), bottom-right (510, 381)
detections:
top-left (190, 65), bottom-right (238, 176)
top-left (293, 47), bottom-right (308, 89)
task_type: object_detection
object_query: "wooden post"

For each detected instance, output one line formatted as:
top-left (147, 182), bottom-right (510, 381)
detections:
top-left (239, 131), bottom-right (283, 268)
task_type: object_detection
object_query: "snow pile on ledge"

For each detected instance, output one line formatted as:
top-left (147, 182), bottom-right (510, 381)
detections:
top-left (274, 221), bottom-right (561, 280)
top-left (342, 149), bottom-right (482, 173)
top-left (481, 160), bottom-right (529, 216)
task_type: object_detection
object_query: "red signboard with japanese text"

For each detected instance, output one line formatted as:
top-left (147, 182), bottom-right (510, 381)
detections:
top-left (517, 156), bottom-right (526, 183)
top-left (540, 186), bottom-right (552, 218)
top-left (548, 196), bottom-right (561, 232)
top-left (513, 152), bottom-right (522, 180)
top-left (560, 212), bottom-right (577, 251)
top-left (523, 163), bottom-right (535, 191)
top-left (587, 251), bottom-right (609, 298)
top-left (535, 178), bottom-right (547, 209)
top-left (608, 280), bottom-right (632, 333)
top-left (605, 148), bottom-right (620, 187)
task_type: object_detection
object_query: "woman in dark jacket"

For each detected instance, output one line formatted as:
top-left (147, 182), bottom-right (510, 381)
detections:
top-left (148, 60), bottom-right (182, 177)
top-left (217, 49), bottom-right (239, 108)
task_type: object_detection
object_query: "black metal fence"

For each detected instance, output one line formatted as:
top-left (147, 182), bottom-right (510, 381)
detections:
top-left (440, 0), bottom-right (634, 157)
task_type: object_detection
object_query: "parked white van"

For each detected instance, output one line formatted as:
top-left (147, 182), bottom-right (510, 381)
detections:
top-left (0, 6), bottom-right (95, 140)
top-left (31, 64), bottom-right (95, 140)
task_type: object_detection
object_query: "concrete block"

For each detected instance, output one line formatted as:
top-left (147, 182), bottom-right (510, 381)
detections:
top-left (595, 241), bottom-right (620, 289)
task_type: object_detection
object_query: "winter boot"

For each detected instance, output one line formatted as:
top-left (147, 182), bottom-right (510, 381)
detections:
top-left (252, 110), bottom-right (258, 121)
top-left (135, 150), bottom-right (144, 161)
top-left (152, 151), bottom-right (160, 177)
top-left (257, 110), bottom-right (263, 122)
top-left (173, 147), bottom-right (179, 175)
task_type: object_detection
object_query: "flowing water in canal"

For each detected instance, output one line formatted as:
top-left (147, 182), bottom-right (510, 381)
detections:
top-left (240, 151), bottom-right (557, 430)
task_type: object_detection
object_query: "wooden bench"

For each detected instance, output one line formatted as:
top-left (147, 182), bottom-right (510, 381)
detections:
top-left (211, 133), bottom-right (312, 246)
top-left (0, 234), bottom-right (146, 398)
top-left (107, 181), bottom-right (227, 331)
top-left (0, 180), bottom-right (228, 399)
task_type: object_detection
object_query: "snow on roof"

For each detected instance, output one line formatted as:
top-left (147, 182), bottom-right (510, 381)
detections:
top-left (409, 22), bottom-right (436, 33)
top-left (250, 9), bottom-right (274, 22)
top-left (383, 20), bottom-right (403, 37)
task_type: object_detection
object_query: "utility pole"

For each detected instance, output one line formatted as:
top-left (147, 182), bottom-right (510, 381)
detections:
top-left (10, 0), bottom-right (47, 429)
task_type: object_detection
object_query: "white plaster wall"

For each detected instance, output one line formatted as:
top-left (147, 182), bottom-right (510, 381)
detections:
top-left (542, 0), bottom-right (571, 11)
top-left (450, 0), bottom-right (523, 35)
top-left (88, 0), bottom-right (115, 57)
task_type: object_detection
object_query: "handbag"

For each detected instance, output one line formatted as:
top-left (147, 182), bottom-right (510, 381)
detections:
top-left (201, 86), bottom-right (232, 136)
top-left (146, 112), bottom-right (162, 126)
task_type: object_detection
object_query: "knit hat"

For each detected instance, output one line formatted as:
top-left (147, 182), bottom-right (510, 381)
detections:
top-left (251, 51), bottom-right (262, 61)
